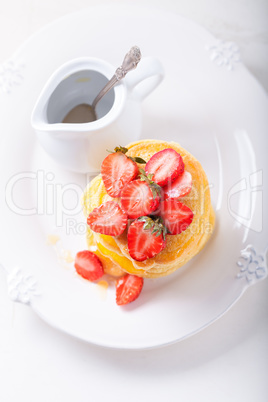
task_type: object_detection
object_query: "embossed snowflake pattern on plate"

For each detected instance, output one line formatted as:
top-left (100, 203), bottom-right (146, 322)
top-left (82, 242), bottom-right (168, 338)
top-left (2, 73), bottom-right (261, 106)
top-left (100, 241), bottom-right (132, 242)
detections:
top-left (0, 58), bottom-right (24, 93)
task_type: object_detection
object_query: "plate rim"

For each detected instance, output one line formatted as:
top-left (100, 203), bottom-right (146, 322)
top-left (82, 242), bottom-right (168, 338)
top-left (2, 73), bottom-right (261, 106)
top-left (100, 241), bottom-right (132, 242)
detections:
top-left (1, 4), bottom-right (267, 350)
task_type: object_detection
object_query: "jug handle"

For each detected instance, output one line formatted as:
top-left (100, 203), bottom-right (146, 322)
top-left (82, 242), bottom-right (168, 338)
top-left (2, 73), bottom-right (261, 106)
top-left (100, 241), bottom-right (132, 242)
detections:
top-left (124, 57), bottom-right (164, 101)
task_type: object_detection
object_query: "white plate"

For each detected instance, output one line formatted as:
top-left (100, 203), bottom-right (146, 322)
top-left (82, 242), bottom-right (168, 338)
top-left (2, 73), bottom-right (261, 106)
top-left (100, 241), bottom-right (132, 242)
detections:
top-left (0, 5), bottom-right (267, 349)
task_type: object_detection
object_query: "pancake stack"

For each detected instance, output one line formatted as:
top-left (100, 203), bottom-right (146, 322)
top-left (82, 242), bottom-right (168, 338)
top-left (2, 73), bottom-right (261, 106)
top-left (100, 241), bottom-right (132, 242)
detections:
top-left (82, 140), bottom-right (215, 278)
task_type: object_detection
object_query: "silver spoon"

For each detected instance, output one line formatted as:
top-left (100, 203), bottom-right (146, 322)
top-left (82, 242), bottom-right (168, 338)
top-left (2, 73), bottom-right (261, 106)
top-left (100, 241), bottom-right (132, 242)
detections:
top-left (62, 46), bottom-right (141, 124)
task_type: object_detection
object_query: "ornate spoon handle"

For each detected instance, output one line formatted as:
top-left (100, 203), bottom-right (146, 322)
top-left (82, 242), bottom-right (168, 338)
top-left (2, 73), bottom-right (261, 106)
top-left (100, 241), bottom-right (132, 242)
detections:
top-left (92, 46), bottom-right (141, 109)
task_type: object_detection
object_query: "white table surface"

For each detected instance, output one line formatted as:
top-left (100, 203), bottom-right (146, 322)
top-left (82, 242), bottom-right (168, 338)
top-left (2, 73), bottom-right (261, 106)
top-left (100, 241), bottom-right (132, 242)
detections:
top-left (0, 1), bottom-right (267, 401)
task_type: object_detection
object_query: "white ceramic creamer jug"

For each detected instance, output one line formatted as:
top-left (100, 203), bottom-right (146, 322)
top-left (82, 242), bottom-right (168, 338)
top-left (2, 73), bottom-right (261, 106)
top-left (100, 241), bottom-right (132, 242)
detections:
top-left (31, 56), bottom-right (164, 173)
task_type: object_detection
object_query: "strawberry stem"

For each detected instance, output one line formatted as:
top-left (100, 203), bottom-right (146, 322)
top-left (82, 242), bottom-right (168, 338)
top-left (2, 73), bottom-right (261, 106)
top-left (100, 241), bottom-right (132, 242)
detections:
top-left (107, 146), bottom-right (146, 164)
top-left (137, 215), bottom-right (170, 240)
top-left (138, 168), bottom-right (162, 199)
top-left (114, 145), bottom-right (129, 154)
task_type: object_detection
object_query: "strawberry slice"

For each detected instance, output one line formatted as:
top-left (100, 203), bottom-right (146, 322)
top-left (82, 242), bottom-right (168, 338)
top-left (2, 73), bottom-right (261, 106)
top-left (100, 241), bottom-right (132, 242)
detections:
top-left (101, 147), bottom-right (140, 197)
top-left (160, 199), bottom-right (194, 235)
top-left (163, 171), bottom-right (192, 199)
top-left (116, 274), bottom-right (144, 305)
top-left (145, 148), bottom-right (184, 187)
top-left (120, 180), bottom-right (160, 219)
top-left (127, 218), bottom-right (167, 261)
top-left (74, 250), bottom-right (104, 281)
top-left (87, 201), bottom-right (127, 236)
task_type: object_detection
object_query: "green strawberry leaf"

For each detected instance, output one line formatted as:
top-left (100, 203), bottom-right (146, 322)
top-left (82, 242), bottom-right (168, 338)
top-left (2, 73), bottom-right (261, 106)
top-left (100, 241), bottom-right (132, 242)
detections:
top-left (128, 156), bottom-right (147, 164)
top-left (137, 215), bottom-right (169, 240)
top-left (107, 147), bottom-right (146, 164)
top-left (138, 168), bottom-right (162, 199)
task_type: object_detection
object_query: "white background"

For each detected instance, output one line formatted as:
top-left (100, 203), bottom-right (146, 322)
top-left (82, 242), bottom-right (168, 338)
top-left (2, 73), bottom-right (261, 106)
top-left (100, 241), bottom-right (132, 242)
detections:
top-left (0, 1), bottom-right (268, 401)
